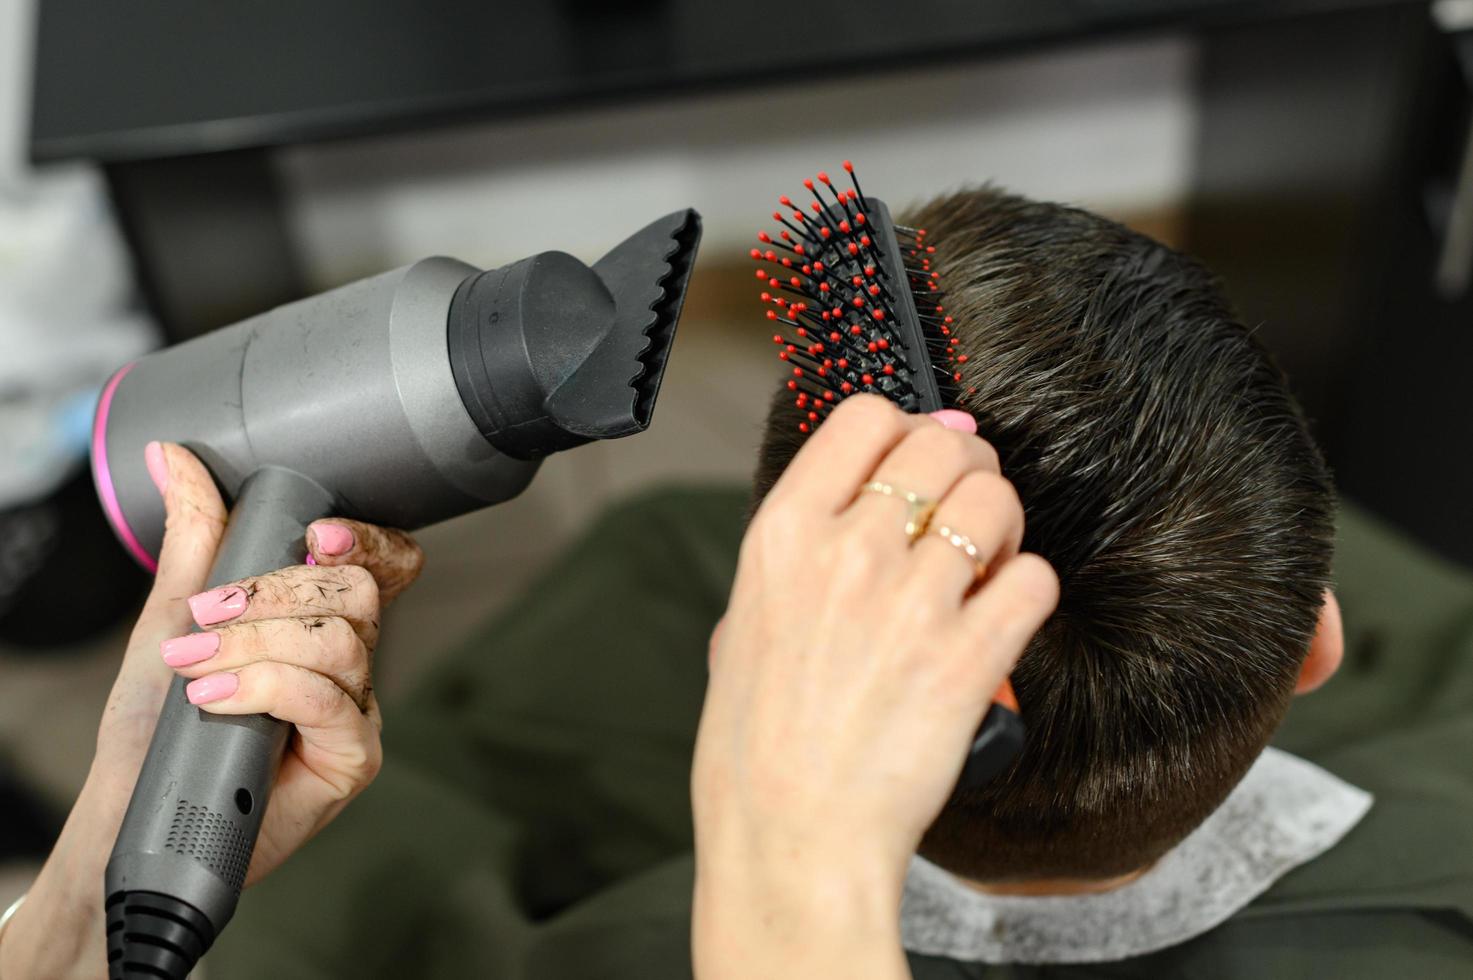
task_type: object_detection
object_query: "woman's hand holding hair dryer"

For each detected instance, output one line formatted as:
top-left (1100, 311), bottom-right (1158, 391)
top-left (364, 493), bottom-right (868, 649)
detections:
top-left (1, 400), bottom-right (1058, 979)
top-left (0, 443), bottom-right (424, 980)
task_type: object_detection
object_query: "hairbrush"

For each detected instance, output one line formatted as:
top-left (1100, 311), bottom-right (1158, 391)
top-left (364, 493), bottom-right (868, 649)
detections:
top-left (753, 162), bottom-right (1024, 794)
top-left (755, 160), bottom-right (962, 432)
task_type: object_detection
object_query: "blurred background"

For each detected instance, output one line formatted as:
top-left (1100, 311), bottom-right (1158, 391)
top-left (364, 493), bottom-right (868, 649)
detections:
top-left (2, 0), bottom-right (1470, 908)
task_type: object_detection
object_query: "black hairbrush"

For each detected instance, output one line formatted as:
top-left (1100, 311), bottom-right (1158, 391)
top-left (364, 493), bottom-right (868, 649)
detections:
top-left (754, 162), bottom-right (1025, 794)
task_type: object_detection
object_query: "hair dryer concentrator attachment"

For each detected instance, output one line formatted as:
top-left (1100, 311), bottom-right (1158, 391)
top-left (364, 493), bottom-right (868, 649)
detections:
top-left (94, 209), bottom-right (702, 979)
top-left (448, 209), bottom-right (701, 459)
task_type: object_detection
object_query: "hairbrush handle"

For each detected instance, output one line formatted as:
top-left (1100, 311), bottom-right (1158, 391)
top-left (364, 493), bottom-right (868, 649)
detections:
top-left (954, 699), bottom-right (1026, 793)
top-left (105, 466), bottom-right (334, 980)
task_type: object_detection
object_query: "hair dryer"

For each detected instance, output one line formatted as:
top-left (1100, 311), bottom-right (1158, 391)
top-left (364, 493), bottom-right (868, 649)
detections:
top-left (90, 209), bottom-right (701, 979)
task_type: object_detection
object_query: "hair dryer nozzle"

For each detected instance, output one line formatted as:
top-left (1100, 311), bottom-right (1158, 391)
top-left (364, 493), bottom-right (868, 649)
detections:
top-left (448, 209), bottom-right (702, 459)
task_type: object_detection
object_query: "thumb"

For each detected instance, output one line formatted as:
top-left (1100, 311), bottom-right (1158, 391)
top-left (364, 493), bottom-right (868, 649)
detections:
top-left (134, 441), bottom-right (228, 637)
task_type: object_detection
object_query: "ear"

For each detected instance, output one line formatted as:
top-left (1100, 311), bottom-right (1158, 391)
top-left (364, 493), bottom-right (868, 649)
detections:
top-left (1296, 589), bottom-right (1343, 695)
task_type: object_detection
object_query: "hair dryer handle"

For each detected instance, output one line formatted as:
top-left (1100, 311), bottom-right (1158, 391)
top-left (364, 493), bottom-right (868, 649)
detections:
top-left (105, 467), bottom-right (334, 980)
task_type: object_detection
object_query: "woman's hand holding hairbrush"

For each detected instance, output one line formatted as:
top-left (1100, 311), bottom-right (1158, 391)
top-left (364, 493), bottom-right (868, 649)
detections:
top-left (691, 395), bottom-right (1059, 980)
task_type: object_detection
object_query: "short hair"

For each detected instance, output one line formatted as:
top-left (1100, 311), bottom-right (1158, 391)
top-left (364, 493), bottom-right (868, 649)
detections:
top-left (750, 187), bottom-right (1335, 880)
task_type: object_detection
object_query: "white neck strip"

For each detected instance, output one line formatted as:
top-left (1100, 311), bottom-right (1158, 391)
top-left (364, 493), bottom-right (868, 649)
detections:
top-left (900, 747), bottom-right (1371, 964)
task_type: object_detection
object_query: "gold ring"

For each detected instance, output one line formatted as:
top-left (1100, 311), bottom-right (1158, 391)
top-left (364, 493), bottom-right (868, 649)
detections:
top-left (861, 481), bottom-right (938, 541)
top-left (931, 523), bottom-right (988, 579)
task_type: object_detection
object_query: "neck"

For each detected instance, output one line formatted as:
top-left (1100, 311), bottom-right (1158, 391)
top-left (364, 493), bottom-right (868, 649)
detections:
top-left (961, 864), bottom-right (1152, 897)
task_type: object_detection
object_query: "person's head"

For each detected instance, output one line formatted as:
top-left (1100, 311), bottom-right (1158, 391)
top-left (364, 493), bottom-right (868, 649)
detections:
top-left (749, 187), bottom-right (1339, 882)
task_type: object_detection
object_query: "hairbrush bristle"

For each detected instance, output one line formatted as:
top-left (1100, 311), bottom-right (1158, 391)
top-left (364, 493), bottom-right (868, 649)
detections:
top-left (754, 162), bottom-right (963, 433)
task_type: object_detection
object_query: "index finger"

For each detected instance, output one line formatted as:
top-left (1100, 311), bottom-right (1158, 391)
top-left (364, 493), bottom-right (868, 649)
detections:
top-left (762, 394), bottom-right (926, 515)
top-left (305, 519), bottom-right (425, 604)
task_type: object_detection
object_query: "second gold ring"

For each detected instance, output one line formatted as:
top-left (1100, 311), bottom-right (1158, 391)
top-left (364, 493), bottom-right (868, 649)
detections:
top-left (860, 480), bottom-right (938, 541)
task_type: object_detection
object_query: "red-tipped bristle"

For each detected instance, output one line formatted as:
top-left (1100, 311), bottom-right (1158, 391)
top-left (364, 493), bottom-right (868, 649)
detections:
top-left (758, 231), bottom-right (771, 243)
top-left (756, 161), bottom-right (955, 436)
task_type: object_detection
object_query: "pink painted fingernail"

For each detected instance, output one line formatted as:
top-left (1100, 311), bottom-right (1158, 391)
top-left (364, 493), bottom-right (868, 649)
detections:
top-left (929, 409), bottom-right (977, 434)
top-left (186, 673), bottom-right (238, 705)
top-left (160, 632), bottom-right (220, 668)
top-left (187, 586), bottom-right (248, 626)
top-left (144, 441), bottom-right (169, 495)
top-left (310, 523), bottom-right (354, 557)
top-left (305, 553), bottom-right (317, 566)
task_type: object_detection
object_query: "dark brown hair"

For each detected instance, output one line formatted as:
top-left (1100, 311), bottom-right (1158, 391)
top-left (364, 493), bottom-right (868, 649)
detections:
top-left (751, 187), bottom-right (1335, 880)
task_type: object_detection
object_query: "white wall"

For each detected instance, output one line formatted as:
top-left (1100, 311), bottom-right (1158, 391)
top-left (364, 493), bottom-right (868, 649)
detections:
top-left (281, 33), bottom-right (1199, 287)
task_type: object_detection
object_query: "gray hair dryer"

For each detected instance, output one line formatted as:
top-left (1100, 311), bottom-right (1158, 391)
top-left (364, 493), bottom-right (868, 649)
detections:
top-left (90, 210), bottom-right (701, 979)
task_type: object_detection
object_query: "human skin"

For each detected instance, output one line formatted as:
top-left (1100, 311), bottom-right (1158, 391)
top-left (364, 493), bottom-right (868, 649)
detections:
top-left (688, 394), bottom-right (1345, 979)
top-left (0, 443), bottom-right (424, 980)
top-left (691, 396), bottom-right (1061, 980)
top-left (0, 401), bottom-right (1341, 978)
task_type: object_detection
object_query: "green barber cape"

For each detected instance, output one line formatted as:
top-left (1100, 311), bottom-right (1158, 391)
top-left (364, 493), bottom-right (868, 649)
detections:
top-left (211, 489), bottom-right (1473, 979)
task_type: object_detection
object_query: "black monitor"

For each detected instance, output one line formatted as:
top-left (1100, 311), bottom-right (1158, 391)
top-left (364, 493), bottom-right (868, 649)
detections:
top-left (30, 0), bottom-right (1401, 164)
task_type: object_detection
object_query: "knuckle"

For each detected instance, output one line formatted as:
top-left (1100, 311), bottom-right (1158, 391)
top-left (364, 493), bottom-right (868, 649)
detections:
top-left (241, 662), bottom-right (282, 706)
top-left (338, 564), bottom-right (380, 605)
top-left (836, 393), bottom-right (904, 438)
top-left (298, 674), bottom-right (342, 726)
top-left (972, 437), bottom-right (1002, 474)
top-left (1012, 553), bottom-right (1061, 606)
top-left (324, 618), bottom-right (366, 672)
top-left (237, 620), bottom-right (274, 659)
top-left (334, 738), bottom-right (383, 798)
top-left (745, 506), bottom-right (807, 570)
top-left (830, 524), bottom-right (884, 574)
top-left (251, 574), bottom-right (294, 609)
top-left (395, 532), bottom-right (426, 575)
top-left (959, 471), bottom-right (1022, 516)
top-left (906, 424), bottom-right (970, 470)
